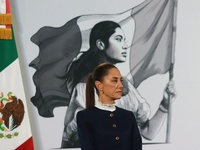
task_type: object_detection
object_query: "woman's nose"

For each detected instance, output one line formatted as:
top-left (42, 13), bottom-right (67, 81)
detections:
top-left (122, 42), bottom-right (128, 50)
top-left (119, 81), bottom-right (123, 88)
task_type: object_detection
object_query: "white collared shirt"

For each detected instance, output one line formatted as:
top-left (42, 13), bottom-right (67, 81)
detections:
top-left (95, 100), bottom-right (116, 112)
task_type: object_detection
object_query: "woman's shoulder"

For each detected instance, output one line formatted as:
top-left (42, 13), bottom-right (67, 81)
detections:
top-left (116, 106), bottom-right (134, 115)
top-left (74, 82), bottom-right (86, 89)
top-left (115, 107), bottom-right (137, 122)
top-left (77, 107), bottom-right (98, 121)
top-left (71, 82), bottom-right (86, 96)
top-left (77, 106), bottom-right (96, 115)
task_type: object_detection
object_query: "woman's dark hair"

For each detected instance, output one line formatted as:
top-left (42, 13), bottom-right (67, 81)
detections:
top-left (86, 63), bottom-right (117, 108)
top-left (66, 21), bottom-right (121, 91)
top-left (89, 21), bottom-right (121, 49)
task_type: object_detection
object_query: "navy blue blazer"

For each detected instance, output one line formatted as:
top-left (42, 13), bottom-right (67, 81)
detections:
top-left (77, 106), bottom-right (142, 150)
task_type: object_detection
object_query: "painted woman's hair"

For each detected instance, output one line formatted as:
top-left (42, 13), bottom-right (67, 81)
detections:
top-left (66, 21), bottom-right (121, 90)
top-left (89, 21), bottom-right (121, 49)
top-left (86, 63), bottom-right (117, 108)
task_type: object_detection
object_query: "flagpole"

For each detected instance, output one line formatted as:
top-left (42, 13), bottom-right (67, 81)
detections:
top-left (166, 63), bottom-right (174, 143)
top-left (166, 0), bottom-right (178, 143)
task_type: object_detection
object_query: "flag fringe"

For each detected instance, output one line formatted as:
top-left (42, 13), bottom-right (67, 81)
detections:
top-left (0, 28), bottom-right (12, 40)
top-left (0, 14), bottom-right (12, 25)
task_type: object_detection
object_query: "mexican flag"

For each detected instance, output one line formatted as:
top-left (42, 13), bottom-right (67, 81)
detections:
top-left (0, 0), bottom-right (34, 149)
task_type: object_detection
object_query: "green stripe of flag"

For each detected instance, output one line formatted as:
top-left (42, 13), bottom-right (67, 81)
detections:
top-left (0, 26), bottom-right (18, 72)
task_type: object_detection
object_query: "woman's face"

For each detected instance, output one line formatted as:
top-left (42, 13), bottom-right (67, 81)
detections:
top-left (99, 68), bottom-right (123, 102)
top-left (105, 27), bottom-right (128, 63)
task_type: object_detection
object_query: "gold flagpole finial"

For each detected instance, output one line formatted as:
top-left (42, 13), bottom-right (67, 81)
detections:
top-left (0, 13), bottom-right (12, 40)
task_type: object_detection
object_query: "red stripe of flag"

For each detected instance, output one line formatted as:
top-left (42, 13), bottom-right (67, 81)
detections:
top-left (6, 0), bottom-right (11, 28)
top-left (6, 0), bottom-right (10, 13)
top-left (15, 137), bottom-right (34, 150)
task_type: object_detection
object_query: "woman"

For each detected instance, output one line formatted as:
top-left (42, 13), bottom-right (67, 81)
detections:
top-left (61, 21), bottom-right (176, 148)
top-left (77, 63), bottom-right (142, 150)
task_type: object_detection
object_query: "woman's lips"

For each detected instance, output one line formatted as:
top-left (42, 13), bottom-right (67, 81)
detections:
top-left (121, 52), bottom-right (127, 57)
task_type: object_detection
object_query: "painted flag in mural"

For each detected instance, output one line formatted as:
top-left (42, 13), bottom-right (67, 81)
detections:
top-left (0, 0), bottom-right (34, 149)
top-left (29, 0), bottom-right (177, 117)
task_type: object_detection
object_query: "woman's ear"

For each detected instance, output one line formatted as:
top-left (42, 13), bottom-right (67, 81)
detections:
top-left (96, 39), bottom-right (105, 50)
top-left (95, 80), bottom-right (103, 91)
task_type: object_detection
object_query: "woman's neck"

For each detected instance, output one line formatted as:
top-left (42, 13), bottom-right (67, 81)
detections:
top-left (98, 52), bottom-right (117, 65)
top-left (98, 96), bottom-right (115, 105)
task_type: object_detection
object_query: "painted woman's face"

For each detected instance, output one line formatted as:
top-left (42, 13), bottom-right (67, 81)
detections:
top-left (105, 27), bottom-right (128, 63)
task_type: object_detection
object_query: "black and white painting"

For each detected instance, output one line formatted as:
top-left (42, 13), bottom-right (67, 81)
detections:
top-left (26, 0), bottom-right (177, 149)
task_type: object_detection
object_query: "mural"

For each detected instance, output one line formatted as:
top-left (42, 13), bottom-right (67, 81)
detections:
top-left (29, 0), bottom-right (177, 148)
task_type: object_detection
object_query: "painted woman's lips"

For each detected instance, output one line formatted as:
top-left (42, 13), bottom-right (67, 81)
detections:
top-left (121, 52), bottom-right (127, 57)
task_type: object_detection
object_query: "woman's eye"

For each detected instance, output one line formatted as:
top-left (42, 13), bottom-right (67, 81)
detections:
top-left (116, 38), bottom-right (122, 42)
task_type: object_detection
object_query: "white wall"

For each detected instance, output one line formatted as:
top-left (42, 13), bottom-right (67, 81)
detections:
top-left (10, 0), bottom-right (200, 149)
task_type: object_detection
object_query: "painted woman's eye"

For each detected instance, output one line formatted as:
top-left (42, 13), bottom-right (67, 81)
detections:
top-left (116, 37), bottom-right (122, 42)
